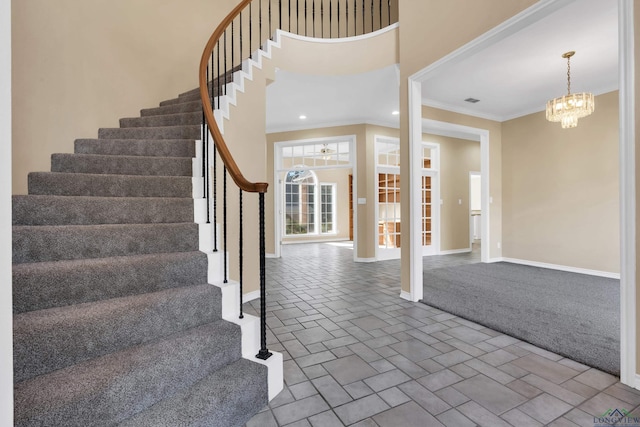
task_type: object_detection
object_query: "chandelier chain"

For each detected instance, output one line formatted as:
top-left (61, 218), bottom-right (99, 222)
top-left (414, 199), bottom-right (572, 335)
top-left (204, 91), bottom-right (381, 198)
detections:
top-left (566, 55), bottom-right (571, 95)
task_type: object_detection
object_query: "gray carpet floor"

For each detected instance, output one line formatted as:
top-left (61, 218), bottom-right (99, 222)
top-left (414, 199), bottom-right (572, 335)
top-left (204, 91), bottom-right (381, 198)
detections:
top-left (421, 262), bottom-right (620, 374)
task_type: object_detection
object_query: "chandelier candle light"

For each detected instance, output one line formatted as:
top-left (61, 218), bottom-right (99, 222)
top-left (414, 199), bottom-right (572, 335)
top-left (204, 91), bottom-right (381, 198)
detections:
top-left (545, 51), bottom-right (595, 129)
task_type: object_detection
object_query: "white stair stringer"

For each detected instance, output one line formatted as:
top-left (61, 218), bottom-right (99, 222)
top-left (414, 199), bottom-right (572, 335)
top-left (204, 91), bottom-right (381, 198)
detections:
top-left (191, 37), bottom-right (284, 402)
top-left (212, 35), bottom-right (282, 135)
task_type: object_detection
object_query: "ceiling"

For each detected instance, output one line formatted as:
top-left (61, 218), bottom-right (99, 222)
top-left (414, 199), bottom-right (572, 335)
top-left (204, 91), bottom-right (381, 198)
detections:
top-left (265, 0), bottom-right (618, 133)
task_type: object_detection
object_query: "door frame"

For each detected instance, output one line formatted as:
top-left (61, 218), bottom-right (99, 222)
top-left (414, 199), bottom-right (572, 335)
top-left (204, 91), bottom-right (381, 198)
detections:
top-left (273, 135), bottom-right (357, 259)
top-left (407, 0), bottom-right (637, 388)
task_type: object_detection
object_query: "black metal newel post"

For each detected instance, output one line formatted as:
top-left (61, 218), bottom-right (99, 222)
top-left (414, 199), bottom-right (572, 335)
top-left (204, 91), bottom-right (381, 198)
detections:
top-left (223, 166), bottom-right (228, 283)
top-left (213, 144), bottom-right (218, 252)
top-left (239, 189), bottom-right (244, 319)
top-left (256, 191), bottom-right (272, 360)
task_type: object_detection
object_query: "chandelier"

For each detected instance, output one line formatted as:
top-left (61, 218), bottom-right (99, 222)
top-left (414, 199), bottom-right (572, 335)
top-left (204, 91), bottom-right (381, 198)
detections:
top-left (545, 51), bottom-right (595, 129)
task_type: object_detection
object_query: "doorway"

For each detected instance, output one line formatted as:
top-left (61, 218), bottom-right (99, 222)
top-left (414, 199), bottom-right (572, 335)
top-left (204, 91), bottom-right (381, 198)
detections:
top-left (274, 136), bottom-right (356, 259)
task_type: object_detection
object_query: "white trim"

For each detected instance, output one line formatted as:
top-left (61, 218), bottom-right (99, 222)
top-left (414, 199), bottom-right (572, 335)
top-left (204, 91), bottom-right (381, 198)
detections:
top-left (399, 291), bottom-right (414, 302)
top-left (618, 0), bottom-right (636, 388)
top-left (266, 253), bottom-right (278, 259)
top-left (275, 23), bottom-right (399, 45)
top-left (409, 0), bottom-right (575, 82)
top-left (355, 257), bottom-right (376, 263)
top-left (408, 80), bottom-right (423, 303)
top-left (422, 99), bottom-right (503, 122)
top-left (243, 290), bottom-right (261, 303)
top-left (0, 0), bottom-right (12, 421)
top-left (439, 248), bottom-right (472, 256)
top-left (281, 237), bottom-right (349, 244)
top-left (501, 257), bottom-right (621, 280)
top-left (635, 374), bottom-right (640, 391)
top-left (422, 83), bottom-right (620, 123)
top-left (267, 118), bottom-right (400, 134)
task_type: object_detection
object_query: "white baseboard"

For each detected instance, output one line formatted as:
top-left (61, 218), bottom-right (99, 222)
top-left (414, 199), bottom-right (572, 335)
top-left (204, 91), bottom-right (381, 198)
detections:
top-left (355, 257), bottom-right (376, 263)
top-left (439, 248), bottom-right (472, 255)
top-left (243, 290), bottom-right (260, 303)
top-left (500, 257), bottom-right (620, 279)
top-left (281, 237), bottom-right (349, 245)
top-left (266, 253), bottom-right (278, 259)
top-left (400, 290), bottom-right (414, 302)
top-left (633, 374), bottom-right (640, 391)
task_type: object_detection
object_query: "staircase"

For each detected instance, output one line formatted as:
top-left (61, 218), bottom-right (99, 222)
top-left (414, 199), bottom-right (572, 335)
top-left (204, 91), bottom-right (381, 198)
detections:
top-left (12, 80), bottom-right (268, 426)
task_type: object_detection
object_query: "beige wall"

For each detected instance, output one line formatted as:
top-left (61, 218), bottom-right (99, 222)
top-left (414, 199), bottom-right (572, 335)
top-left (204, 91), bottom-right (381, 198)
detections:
top-left (422, 107), bottom-right (505, 260)
top-left (424, 134), bottom-right (481, 252)
top-left (398, 0), bottom-right (537, 293)
top-left (502, 91), bottom-right (619, 274)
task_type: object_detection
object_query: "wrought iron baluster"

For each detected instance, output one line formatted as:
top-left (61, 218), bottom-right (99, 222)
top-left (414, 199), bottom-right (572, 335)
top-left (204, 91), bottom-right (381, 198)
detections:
top-left (224, 30), bottom-right (227, 95)
top-left (346, 0), bottom-right (349, 37)
top-left (256, 192), bottom-right (272, 360)
top-left (239, 189), bottom-right (244, 319)
top-left (239, 12), bottom-right (243, 64)
top-left (321, 0), bottom-right (324, 38)
top-left (269, 0), bottom-right (272, 39)
top-left (250, 3), bottom-right (253, 59)
top-left (312, 0), bottom-right (316, 37)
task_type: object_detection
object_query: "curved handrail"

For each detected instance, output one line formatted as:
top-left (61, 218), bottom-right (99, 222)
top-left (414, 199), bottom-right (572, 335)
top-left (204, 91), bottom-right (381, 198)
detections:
top-left (200, 0), bottom-right (397, 195)
top-left (199, 0), bottom-right (267, 194)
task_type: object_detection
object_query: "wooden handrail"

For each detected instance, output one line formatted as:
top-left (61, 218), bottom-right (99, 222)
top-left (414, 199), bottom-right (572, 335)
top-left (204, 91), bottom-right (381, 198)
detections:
top-left (199, 0), bottom-right (268, 194)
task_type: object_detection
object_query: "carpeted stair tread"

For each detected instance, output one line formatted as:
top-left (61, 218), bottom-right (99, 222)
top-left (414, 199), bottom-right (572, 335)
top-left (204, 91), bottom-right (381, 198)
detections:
top-left (13, 195), bottom-right (193, 226)
top-left (120, 111), bottom-right (202, 128)
top-left (13, 251), bottom-right (208, 313)
top-left (141, 100), bottom-right (203, 117)
top-left (120, 358), bottom-right (268, 427)
top-left (51, 153), bottom-right (192, 176)
top-left (98, 125), bottom-right (201, 140)
top-left (13, 223), bottom-right (199, 263)
top-left (14, 284), bottom-right (222, 383)
top-left (75, 139), bottom-right (195, 158)
top-left (14, 320), bottom-right (242, 427)
top-left (28, 172), bottom-right (192, 198)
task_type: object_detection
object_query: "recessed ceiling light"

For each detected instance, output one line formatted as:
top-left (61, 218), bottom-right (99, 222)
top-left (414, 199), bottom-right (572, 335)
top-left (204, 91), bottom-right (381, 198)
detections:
top-left (464, 98), bottom-right (480, 103)
top-left (392, 111), bottom-right (400, 115)
top-left (299, 115), bottom-right (307, 120)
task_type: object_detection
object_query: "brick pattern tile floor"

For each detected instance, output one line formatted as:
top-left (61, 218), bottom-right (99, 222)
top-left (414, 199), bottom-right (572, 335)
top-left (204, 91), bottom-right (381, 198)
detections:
top-left (244, 243), bottom-right (636, 427)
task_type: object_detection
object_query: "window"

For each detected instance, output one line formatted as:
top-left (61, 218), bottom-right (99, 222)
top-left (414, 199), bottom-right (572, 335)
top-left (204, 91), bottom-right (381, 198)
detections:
top-left (320, 184), bottom-right (335, 233)
top-left (284, 169), bottom-right (336, 236)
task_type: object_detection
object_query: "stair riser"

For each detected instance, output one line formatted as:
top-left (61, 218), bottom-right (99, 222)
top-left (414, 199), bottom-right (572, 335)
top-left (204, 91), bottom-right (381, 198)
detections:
top-left (120, 112), bottom-right (202, 128)
top-left (13, 195), bottom-right (193, 226)
top-left (14, 321), bottom-right (242, 427)
top-left (98, 126), bottom-right (201, 140)
top-left (28, 173), bottom-right (192, 198)
top-left (141, 101), bottom-right (202, 117)
top-left (13, 251), bottom-right (208, 314)
top-left (51, 154), bottom-right (192, 177)
top-left (75, 139), bottom-right (195, 158)
top-left (13, 223), bottom-right (199, 263)
top-left (15, 284), bottom-right (222, 383)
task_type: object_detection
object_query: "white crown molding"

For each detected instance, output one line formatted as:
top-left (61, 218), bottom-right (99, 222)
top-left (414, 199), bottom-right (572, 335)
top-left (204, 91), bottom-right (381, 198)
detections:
top-left (267, 118), bottom-right (399, 134)
top-left (421, 99), bottom-right (503, 122)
